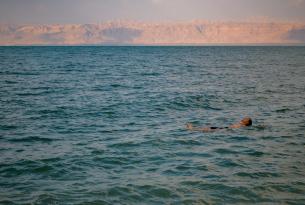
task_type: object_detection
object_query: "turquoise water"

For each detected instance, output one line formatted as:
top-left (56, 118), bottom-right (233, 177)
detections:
top-left (0, 46), bottom-right (305, 204)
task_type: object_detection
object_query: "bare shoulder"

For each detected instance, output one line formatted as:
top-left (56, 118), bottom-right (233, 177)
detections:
top-left (229, 124), bottom-right (242, 129)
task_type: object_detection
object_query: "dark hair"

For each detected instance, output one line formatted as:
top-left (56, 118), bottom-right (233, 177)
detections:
top-left (247, 118), bottom-right (252, 126)
top-left (242, 117), bottom-right (252, 126)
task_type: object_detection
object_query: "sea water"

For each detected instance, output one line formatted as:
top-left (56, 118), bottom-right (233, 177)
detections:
top-left (0, 46), bottom-right (305, 204)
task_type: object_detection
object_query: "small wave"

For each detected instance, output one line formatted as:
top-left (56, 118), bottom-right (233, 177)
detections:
top-left (16, 91), bottom-right (54, 96)
top-left (132, 185), bottom-right (175, 199)
top-left (37, 108), bottom-right (66, 115)
top-left (165, 95), bottom-right (222, 111)
top-left (32, 165), bottom-right (54, 174)
top-left (33, 193), bottom-right (60, 205)
top-left (275, 108), bottom-right (294, 113)
top-left (40, 157), bottom-right (63, 163)
top-left (216, 158), bottom-right (242, 167)
top-left (93, 156), bottom-right (130, 166)
top-left (8, 136), bottom-right (56, 143)
top-left (91, 149), bottom-right (106, 155)
top-left (180, 181), bottom-right (232, 190)
top-left (1, 162), bottom-right (54, 177)
top-left (270, 184), bottom-right (304, 194)
top-left (228, 136), bottom-right (251, 141)
top-left (0, 125), bottom-right (18, 130)
top-left (108, 141), bottom-right (142, 148)
top-left (172, 139), bottom-right (202, 146)
top-left (163, 163), bottom-right (209, 176)
top-left (140, 72), bottom-right (160, 76)
top-left (76, 200), bottom-right (112, 205)
top-left (235, 171), bottom-right (280, 178)
top-left (4, 80), bottom-right (17, 84)
top-left (107, 186), bottom-right (133, 197)
top-left (244, 150), bottom-right (266, 157)
top-left (213, 148), bottom-right (238, 155)
top-left (174, 151), bottom-right (212, 158)
top-left (109, 83), bottom-right (130, 88)
top-left (251, 125), bottom-right (268, 131)
top-left (3, 71), bottom-right (40, 76)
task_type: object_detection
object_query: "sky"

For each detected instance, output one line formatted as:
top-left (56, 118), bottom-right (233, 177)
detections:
top-left (1, 0), bottom-right (305, 24)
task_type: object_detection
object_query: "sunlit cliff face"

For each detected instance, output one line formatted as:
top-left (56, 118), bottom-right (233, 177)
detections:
top-left (0, 21), bottom-right (304, 45)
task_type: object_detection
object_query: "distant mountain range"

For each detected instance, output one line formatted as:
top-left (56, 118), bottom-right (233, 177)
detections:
top-left (1, 21), bottom-right (305, 45)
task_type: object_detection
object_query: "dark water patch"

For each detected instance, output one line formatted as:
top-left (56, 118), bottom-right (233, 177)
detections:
top-left (91, 149), bottom-right (106, 155)
top-left (176, 162), bottom-right (208, 171)
top-left (32, 165), bottom-right (54, 174)
top-left (235, 171), bottom-right (280, 179)
top-left (8, 136), bottom-right (56, 143)
top-left (213, 148), bottom-right (238, 155)
top-left (228, 135), bottom-right (252, 141)
top-left (109, 83), bottom-right (126, 88)
top-left (270, 184), bottom-right (305, 194)
top-left (180, 181), bottom-right (230, 190)
top-left (32, 193), bottom-right (61, 205)
top-left (93, 156), bottom-right (133, 166)
top-left (261, 135), bottom-right (278, 140)
top-left (36, 108), bottom-right (69, 116)
top-left (76, 200), bottom-right (112, 205)
top-left (274, 107), bottom-right (296, 113)
top-left (215, 158), bottom-right (242, 167)
top-left (0, 124), bottom-right (19, 130)
top-left (107, 186), bottom-right (132, 197)
top-left (2, 71), bottom-right (40, 76)
top-left (0, 200), bottom-right (16, 205)
top-left (179, 199), bottom-right (210, 205)
top-left (107, 141), bottom-right (142, 149)
top-left (140, 72), bottom-right (161, 76)
top-left (172, 139), bottom-right (202, 146)
top-left (131, 184), bottom-right (176, 199)
top-left (253, 125), bottom-right (268, 131)
top-left (3, 80), bottom-right (18, 84)
top-left (0, 165), bottom-right (55, 178)
top-left (16, 91), bottom-right (53, 97)
top-left (173, 151), bottom-right (212, 158)
top-left (180, 181), bottom-right (262, 202)
top-left (244, 150), bottom-right (265, 157)
top-left (163, 168), bottom-right (193, 176)
top-left (0, 167), bottom-right (26, 177)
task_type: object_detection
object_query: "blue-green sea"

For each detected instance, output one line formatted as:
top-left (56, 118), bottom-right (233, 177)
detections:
top-left (1, 46), bottom-right (305, 204)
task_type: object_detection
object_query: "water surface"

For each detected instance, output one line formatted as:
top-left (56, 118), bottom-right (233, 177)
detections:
top-left (0, 46), bottom-right (305, 204)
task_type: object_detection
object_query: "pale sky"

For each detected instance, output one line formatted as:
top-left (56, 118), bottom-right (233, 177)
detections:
top-left (1, 0), bottom-right (305, 24)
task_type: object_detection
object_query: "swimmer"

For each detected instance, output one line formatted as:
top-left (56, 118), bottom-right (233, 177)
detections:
top-left (186, 117), bottom-right (252, 132)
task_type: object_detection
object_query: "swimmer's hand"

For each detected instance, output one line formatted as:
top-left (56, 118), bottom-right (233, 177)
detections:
top-left (186, 123), bottom-right (193, 130)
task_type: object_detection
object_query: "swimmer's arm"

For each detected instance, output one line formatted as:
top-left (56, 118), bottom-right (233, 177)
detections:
top-left (186, 123), bottom-right (213, 132)
top-left (228, 124), bottom-right (242, 129)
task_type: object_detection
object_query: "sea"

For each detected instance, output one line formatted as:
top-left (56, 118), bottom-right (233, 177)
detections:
top-left (0, 46), bottom-right (305, 204)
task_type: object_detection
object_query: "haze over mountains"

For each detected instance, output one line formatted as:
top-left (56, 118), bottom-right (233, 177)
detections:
top-left (1, 21), bottom-right (305, 45)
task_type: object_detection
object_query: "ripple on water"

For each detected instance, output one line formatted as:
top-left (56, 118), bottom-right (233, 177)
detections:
top-left (179, 181), bottom-right (264, 203)
top-left (213, 148), bottom-right (238, 155)
top-left (8, 136), bottom-right (56, 143)
top-left (234, 171), bottom-right (281, 179)
top-left (215, 158), bottom-right (243, 168)
top-left (0, 158), bottom-right (69, 180)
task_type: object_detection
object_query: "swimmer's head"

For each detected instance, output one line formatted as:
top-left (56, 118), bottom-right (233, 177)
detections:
top-left (240, 117), bottom-right (252, 126)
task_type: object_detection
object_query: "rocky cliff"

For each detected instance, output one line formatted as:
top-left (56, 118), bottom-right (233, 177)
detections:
top-left (1, 21), bottom-right (304, 45)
